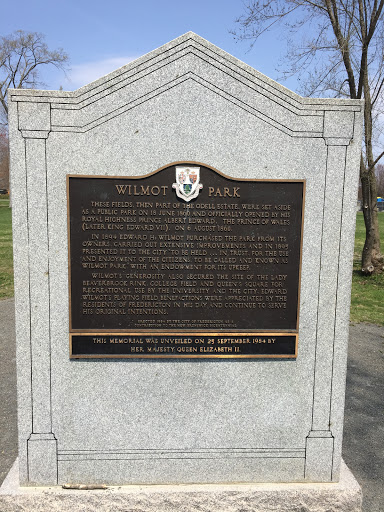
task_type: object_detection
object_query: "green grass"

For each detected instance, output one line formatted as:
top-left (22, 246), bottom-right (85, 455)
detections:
top-left (0, 202), bottom-right (383, 324)
top-left (0, 197), bottom-right (13, 299)
top-left (350, 212), bottom-right (384, 325)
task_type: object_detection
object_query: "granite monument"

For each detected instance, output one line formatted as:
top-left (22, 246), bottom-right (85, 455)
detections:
top-left (1, 32), bottom-right (363, 511)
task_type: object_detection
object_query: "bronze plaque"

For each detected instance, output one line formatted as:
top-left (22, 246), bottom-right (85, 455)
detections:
top-left (67, 163), bottom-right (304, 358)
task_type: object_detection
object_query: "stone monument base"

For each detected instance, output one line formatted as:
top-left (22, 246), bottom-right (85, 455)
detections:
top-left (0, 459), bottom-right (362, 512)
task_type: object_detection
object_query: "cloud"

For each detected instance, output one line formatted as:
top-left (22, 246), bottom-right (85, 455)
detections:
top-left (65, 56), bottom-right (139, 90)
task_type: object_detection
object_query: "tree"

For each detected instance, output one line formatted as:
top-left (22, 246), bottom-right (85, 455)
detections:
top-left (0, 31), bottom-right (68, 198)
top-left (232, 0), bottom-right (384, 274)
top-left (0, 30), bottom-right (69, 126)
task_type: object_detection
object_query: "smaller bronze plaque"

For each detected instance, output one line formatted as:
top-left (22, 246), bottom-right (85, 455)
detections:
top-left (70, 334), bottom-right (297, 358)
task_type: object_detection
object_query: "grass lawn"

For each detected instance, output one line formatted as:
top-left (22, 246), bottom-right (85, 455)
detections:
top-left (0, 199), bottom-right (383, 324)
top-left (350, 212), bottom-right (384, 326)
top-left (0, 197), bottom-right (13, 299)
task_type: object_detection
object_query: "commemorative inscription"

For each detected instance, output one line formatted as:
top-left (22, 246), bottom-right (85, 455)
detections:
top-left (68, 164), bottom-right (304, 358)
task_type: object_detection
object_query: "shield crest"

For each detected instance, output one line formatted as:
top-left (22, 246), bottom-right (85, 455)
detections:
top-left (172, 166), bottom-right (203, 202)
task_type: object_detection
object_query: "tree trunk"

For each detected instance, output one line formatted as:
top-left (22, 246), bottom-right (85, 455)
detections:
top-left (359, 51), bottom-right (383, 274)
top-left (360, 162), bottom-right (383, 273)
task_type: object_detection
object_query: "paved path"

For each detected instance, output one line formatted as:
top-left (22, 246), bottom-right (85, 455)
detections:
top-left (343, 323), bottom-right (384, 512)
top-left (0, 298), bottom-right (383, 511)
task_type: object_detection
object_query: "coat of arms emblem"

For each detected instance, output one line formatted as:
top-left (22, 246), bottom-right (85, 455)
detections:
top-left (172, 166), bottom-right (203, 202)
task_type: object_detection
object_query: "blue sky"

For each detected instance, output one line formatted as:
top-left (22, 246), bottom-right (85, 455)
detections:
top-left (0, 0), bottom-right (297, 92)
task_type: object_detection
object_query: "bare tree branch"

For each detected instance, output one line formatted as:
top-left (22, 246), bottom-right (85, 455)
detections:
top-left (232, 0), bottom-right (384, 273)
top-left (372, 76), bottom-right (384, 104)
top-left (369, 149), bottom-right (384, 169)
top-left (0, 30), bottom-right (69, 125)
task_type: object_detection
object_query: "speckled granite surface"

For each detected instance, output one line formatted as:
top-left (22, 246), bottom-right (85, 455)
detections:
top-left (8, 32), bottom-right (363, 487)
top-left (0, 459), bottom-right (361, 511)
